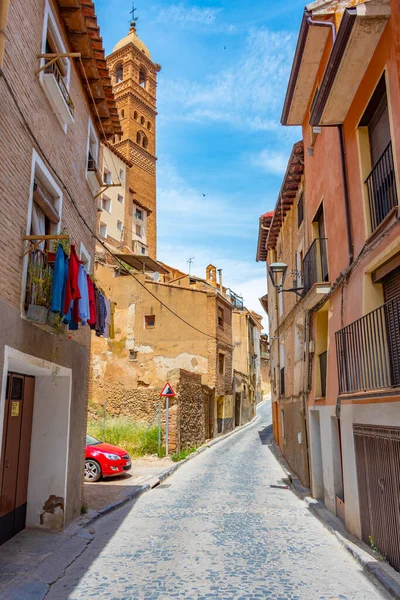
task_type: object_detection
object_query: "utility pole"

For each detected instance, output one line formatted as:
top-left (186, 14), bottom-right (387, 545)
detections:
top-left (187, 257), bottom-right (195, 275)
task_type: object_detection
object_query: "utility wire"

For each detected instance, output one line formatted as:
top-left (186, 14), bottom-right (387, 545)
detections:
top-left (1, 67), bottom-right (230, 344)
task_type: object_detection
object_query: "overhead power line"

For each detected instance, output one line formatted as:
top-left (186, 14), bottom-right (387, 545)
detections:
top-left (1, 67), bottom-right (232, 345)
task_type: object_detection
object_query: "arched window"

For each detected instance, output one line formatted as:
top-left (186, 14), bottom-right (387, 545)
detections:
top-left (115, 63), bottom-right (123, 83)
top-left (147, 121), bottom-right (151, 130)
top-left (142, 135), bottom-right (148, 150)
top-left (134, 111), bottom-right (138, 120)
top-left (140, 116), bottom-right (145, 126)
top-left (121, 109), bottom-right (125, 119)
top-left (136, 132), bottom-right (141, 144)
top-left (139, 68), bottom-right (147, 88)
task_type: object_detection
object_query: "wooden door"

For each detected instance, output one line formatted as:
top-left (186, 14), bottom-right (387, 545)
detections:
top-left (0, 374), bottom-right (35, 545)
top-left (235, 393), bottom-right (241, 427)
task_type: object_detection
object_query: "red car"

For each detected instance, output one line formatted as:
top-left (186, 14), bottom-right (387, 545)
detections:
top-left (85, 434), bottom-right (131, 482)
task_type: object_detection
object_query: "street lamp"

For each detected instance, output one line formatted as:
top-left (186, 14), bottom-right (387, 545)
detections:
top-left (268, 262), bottom-right (304, 297)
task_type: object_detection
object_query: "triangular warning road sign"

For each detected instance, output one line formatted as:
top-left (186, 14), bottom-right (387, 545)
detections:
top-left (160, 382), bottom-right (176, 397)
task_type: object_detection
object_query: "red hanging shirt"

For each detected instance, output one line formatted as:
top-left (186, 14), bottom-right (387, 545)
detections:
top-left (87, 275), bottom-right (97, 326)
top-left (63, 244), bottom-right (81, 316)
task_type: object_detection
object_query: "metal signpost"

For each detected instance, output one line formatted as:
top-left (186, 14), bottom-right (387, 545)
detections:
top-left (160, 382), bottom-right (176, 456)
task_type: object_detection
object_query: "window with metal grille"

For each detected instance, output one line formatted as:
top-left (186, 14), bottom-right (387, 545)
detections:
top-left (129, 350), bottom-right (138, 362)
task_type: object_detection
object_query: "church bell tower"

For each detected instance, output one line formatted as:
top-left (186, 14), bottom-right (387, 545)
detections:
top-left (106, 8), bottom-right (160, 258)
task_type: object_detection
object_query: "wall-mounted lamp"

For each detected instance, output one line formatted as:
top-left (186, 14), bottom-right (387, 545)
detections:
top-left (268, 262), bottom-right (304, 297)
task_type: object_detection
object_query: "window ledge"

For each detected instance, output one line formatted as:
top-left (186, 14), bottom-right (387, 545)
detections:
top-left (42, 74), bottom-right (74, 129)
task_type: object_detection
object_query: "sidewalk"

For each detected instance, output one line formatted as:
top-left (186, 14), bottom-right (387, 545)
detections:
top-left (269, 438), bottom-right (400, 600)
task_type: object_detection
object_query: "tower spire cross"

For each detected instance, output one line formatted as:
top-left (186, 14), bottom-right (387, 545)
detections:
top-left (130, 1), bottom-right (138, 28)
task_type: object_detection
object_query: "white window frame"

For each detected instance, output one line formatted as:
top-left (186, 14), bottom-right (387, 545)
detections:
top-left (117, 220), bottom-right (123, 232)
top-left (103, 168), bottom-right (112, 185)
top-left (119, 169), bottom-right (125, 181)
top-left (39, 0), bottom-right (72, 133)
top-left (22, 149), bottom-right (63, 314)
top-left (101, 195), bottom-right (111, 213)
top-left (80, 242), bottom-right (91, 273)
top-left (99, 222), bottom-right (107, 238)
top-left (86, 118), bottom-right (99, 174)
top-left (117, 193), bottom-right (124, 204)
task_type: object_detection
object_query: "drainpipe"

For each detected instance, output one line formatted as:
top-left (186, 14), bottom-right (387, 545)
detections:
top-left (338, 125), bottom-right (354, 265)
top-left (306, 16), bottom-right (336, 44)
top-left (0, 0), bottom-right (10, 68)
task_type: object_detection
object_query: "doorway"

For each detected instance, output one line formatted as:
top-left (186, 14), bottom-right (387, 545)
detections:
top-left (0, 373), bottom-right (35, 545)
top-left (235, 393), bottom-right (241, 427)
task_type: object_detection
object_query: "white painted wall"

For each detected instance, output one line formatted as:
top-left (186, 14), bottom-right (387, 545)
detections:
top-left (0, 347), bottom-right (71, 532)
top-left (27, 375), bottom-right (71, 529)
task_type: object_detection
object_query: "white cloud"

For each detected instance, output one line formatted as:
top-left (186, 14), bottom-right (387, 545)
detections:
top-left (158, 27), bottom-right (296, 132)
top-left (252, 149), bottom-right (288, 175)
top-left (157, 159), bottom-right (254, 239)
top-left (154, 3), bottom-right (222, 27)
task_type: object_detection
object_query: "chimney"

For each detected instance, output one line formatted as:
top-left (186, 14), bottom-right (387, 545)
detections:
top-left (218, 269), bottom-right (223, 292)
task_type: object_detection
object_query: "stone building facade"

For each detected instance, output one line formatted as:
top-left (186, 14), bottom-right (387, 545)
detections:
top-left (106, 23), bottom-right (160, 258)
top-left (90, 261), bottom-right (235, 443)
top-left (0, 0), bottom-right (119, 543)
top-left (257, 142), bottom-right (310, 488)
top-left (260, 0), bottom-right (400, 572)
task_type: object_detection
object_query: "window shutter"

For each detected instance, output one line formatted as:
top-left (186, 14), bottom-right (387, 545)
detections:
top-left (383, 267), bottom-right (400, 386)
top-left (369, 95), bottom-right (391, 166)
top-left (33, 181), bottom-right (60, 224)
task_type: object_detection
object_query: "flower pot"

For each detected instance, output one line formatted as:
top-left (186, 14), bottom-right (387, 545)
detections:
top-left (27, 305), bottom-right (49, 324)
top-left (47, 251), bottom-right (56, 264)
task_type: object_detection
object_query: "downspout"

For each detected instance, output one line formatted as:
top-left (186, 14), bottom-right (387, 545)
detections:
top-left (306, 16), bottom-right (336, 44)
top-left (0, 0), bottom-right (10, 68)
top-left (338, 125), bottom-right (354, 265)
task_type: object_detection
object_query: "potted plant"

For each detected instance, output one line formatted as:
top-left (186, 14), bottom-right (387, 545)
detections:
top-left (26, 254), bottom-right (53, 324)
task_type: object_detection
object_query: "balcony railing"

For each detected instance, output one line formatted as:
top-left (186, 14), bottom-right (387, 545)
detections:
top-left (302, 238), bottom-right (328, 295)
top-left (365, 142), bottom-right (397, 232)
top-left (227, 289), bottom-right (244, 310)
top-left (44, 61), bottom-right (74, 116)
top-left (336, 295), bottom-right (400, 394)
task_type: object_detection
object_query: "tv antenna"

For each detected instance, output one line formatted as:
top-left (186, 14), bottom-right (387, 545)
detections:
top-left (130, 1), bottom-right (138, 27)
top-left (187, 257), bottom-right (195, 275)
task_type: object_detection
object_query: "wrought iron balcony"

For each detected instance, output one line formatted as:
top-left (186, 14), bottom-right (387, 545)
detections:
top-left (302, 238), bottom-right (329, 295)
top-left (336, 295), bottom-right (400, 394)
top-left (365, 142), bottom-right (397, 232)
top-left (44, 61), bottom-right (74, 116)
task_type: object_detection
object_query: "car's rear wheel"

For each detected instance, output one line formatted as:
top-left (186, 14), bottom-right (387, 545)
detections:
top-left (84, 459), bottom-right (102, 482)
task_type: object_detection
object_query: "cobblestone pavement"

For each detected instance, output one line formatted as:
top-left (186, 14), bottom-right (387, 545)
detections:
top-left (46, 401), bottom-right (389, 600)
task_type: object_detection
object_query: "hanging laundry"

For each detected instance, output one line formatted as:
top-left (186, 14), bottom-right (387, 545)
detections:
top-left (87, 275), bottom-right (97, 327)
top-left (104, 297), bottom-right (111, 338)
top-left (95, 289), bottom-right (107, 337)
top-left (63, 244), bottom-right (81, 316)
top-left (73, 264), bottom-right (90, 325)
top-left (109, 303), bottom-right (116, 340)
top-left (50, 245), bottom-right (67, 314)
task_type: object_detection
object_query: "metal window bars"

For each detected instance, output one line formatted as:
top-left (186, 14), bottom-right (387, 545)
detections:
top-left (365, 141), bottom-right (397, 233)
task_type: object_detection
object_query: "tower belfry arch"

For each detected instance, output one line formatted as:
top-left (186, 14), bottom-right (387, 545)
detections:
top-left (106, 10), bottom-right (160, 258)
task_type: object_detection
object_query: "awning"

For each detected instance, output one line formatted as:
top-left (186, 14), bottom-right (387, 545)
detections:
top-left (310, 2), bottom-right (390, 126)
top-left (114, 254), bottom-right (170, 274)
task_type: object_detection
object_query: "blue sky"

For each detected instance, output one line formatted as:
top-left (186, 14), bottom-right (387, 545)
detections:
top-left (96, 0), bottom-right (303, 318)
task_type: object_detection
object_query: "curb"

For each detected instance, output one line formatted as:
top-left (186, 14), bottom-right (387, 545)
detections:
top-left (270, 440), bottom-right (400, 599)
top-left (81, 403), bottom-right (266, 529)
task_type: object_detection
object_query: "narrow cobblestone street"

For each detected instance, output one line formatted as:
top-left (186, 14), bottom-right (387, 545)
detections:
top-left (45, 401), bottom-right (389, 600)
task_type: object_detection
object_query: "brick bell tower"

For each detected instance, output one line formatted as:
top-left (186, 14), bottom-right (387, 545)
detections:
top-left (106, 11), bottom-right (160, 258)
